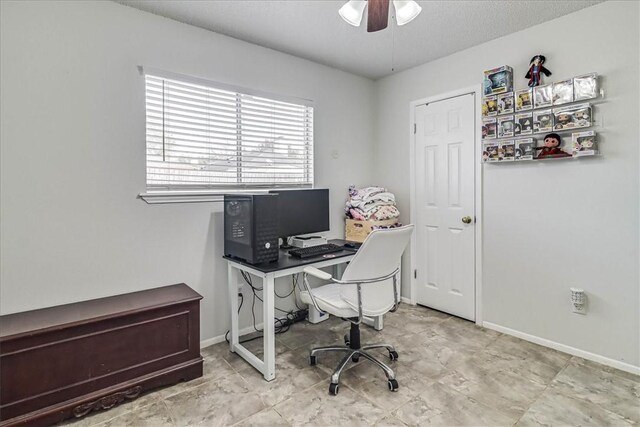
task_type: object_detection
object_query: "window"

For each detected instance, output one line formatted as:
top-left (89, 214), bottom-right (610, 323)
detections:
top-left (144, 69), bottom-right (314, 196)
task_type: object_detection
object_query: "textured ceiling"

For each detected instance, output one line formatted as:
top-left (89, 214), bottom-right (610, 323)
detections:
top-left (115, 0), bottom-right (601, 80)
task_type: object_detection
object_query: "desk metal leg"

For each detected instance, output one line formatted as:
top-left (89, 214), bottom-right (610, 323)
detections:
top-left (228, 264), bottom-right (239, 352)
top-left (262, 272), bottom-right (276, 381)
top-left (226, 265), bottom-right (271, 378)
top-left (225, 254), bottom-right (357, 382)
top-left (333, 263), bottom-right (346, 279)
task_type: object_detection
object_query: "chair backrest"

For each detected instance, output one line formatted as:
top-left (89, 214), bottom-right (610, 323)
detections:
top-left (340, 224), bottom-right (414, 317)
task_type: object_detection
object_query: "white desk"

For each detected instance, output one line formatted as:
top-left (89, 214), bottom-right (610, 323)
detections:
top-left (226, 242), bottom-right (359, 381)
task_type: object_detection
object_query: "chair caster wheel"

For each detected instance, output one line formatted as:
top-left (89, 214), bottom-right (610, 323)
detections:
top-left (329, 383), bottom-right (339, 395)
top-left (389, 350), bottom-right (399, 361)
top-left (387, 379), bottom-right (399, 392)
top-left (351, 354), bottom-right (360, 363)
top-left (344, 334), bottom-right (350, 346)
top-left (309, 355), bottom-right (317, 366)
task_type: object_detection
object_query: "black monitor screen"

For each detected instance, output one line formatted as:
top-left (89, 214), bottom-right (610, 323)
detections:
top-left (270, 189), bottom-right (329, 237)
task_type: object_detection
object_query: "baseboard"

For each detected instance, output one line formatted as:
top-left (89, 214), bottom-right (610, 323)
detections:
top-left (400, 297), bottom-right (413, 304)
top-left (200, 323), bottom-right (265, 349)
top-left (483, 321), bottom-right (640, 376)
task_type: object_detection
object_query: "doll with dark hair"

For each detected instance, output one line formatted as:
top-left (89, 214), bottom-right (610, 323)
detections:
top-left (536, 133), bottom-right (571, 158)
top-left (525, 55), bottom-right (552, 87)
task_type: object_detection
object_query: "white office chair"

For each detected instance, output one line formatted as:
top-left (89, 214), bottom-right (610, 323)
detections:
top-left (300, 224), bottom-right (414, 395)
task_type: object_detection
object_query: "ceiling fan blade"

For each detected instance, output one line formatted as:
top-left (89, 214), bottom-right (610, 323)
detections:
top-left (367, 0), bottom-right (389, 32)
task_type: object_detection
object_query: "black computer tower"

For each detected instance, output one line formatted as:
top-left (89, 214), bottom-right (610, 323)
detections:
top-left (224, 194), bottom-right (279, 265)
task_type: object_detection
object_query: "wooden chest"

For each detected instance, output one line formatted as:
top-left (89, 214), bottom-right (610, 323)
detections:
top-left (0, 283), bottom-right (203, 426)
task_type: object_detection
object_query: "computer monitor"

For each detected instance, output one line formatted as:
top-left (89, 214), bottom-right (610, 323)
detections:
top-left (269, 189), bottom-right (330, 239)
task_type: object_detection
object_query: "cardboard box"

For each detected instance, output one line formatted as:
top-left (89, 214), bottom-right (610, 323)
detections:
top-left (345, 218), bottom-right (398, 243)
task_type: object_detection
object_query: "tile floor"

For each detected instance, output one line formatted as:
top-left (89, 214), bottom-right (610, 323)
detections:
top-left (64, 304), bottom-right (639, 427)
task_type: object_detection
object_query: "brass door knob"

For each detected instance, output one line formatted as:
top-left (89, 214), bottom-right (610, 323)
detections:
top-left (462, 216), bottom-right (473, 224)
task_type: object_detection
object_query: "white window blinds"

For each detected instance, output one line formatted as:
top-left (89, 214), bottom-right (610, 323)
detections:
top-left (145, 72), bottom-right (314, 191)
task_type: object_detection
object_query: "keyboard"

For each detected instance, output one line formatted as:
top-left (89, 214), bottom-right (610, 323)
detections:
top-left (288, 243), bottom-right (344, 259)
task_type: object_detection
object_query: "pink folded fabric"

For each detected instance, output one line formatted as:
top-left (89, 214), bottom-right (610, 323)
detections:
top-left (345, 185), bottom-right (400, 220)
top-left (349, 208), bottom-right (366, 221)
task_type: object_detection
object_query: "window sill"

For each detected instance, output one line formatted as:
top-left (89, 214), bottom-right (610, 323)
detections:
top-left (139, 191), bottom-right (223, 204)
top-left (139, 186), bottom-right (312, 204)
top-left (139, 190), bottom-right (268, 204)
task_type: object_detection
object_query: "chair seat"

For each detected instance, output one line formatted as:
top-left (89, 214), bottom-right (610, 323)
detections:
top-left (300, 283), bottom-right (358, 318)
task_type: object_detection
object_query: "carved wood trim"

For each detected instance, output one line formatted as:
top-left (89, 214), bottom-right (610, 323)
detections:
top-left (72, 386), bottom-right (142, 418)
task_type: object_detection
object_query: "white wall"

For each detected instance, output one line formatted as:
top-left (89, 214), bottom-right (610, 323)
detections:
top-left (0, 1), bottom-right (375, 342)
top-left (3, 0), bottom-right (638, 371)
top-left (375, 0), bottom-right (639, 368)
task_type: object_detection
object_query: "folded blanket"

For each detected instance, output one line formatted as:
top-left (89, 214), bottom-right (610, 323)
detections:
top-left (348, 185), bottom-right (387, 201)
top-left (349, 192), bottom-right (396, 210)
top-left (348, 205), bottom-right (400, 221)
top-left (369, 205), bottom-right (400, 221)
top-left (357, 200), bottom-right (394, 214)
top-left (349, 208), bottom-right (366, 221)
top-left (345, 185), bottom-right (400, 221)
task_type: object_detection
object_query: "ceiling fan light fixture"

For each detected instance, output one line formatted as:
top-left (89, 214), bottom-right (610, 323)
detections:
top-left (339, 0), bottom-right (367, 27)
top-left (393, 0), bottom-right (422, 26)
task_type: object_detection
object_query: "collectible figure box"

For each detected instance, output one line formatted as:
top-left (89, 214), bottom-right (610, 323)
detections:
top-left (499, 140), bottom-right (516, 162)
top-left (553, 103), bottom-right (592, 130)
top-left (533, 109), bottom-right (553, 133)
top-left (515, 138), bottom-right (535, 161)
top-left (515, 88), bottom-right (533, 111)
top-left (497, 92), bottom-right (514, 114)
top-left (498, 115), bottom-right (514, 138)
top-left (533, 84), bottom-right (552, 108)
top-left (483, 65), bottom-right (514, 96)
top-left (482, 117), bottom-right (497, 139)
top-left (553, 79), bottom-right (574, 105)
top-left (514, 112), bottom-right (533, 136)
top-left (572, 130), bottom-right (597, 156)
top-left (482, 95), bottom-right (498, 117)
top-left (483, 141), bottom-right (500, 162)
top-left (574, 73), bottom-right (598, 101)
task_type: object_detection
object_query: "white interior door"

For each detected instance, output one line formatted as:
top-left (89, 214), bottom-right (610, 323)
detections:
top-left (414, 94), bottom-right (476, 321)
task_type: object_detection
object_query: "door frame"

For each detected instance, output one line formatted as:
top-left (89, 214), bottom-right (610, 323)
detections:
top-left (408, 85), bottom-right (483, 326)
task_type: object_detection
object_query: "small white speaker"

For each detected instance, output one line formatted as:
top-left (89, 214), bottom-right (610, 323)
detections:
top-left (308, 305), bottom-right (329, 324)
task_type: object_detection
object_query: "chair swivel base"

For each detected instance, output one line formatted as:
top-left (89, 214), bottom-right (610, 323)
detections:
top-left (308, 325), bottom-right (399, 396)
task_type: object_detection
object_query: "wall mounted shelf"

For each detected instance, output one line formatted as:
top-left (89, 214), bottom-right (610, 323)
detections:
top-left (485, 153), bottom-right (601, 164)
top-left (484, 91), bottom-right (605, 119)
top-left (481, 69), bottom-right (603, 165)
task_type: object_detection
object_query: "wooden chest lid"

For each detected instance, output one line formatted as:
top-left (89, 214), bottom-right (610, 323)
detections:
top-left (0, 283), bottom-right (202, 341)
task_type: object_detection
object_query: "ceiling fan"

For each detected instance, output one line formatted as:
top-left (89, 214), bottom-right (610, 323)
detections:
top-left (339, 0), bottom-right (422, 32)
